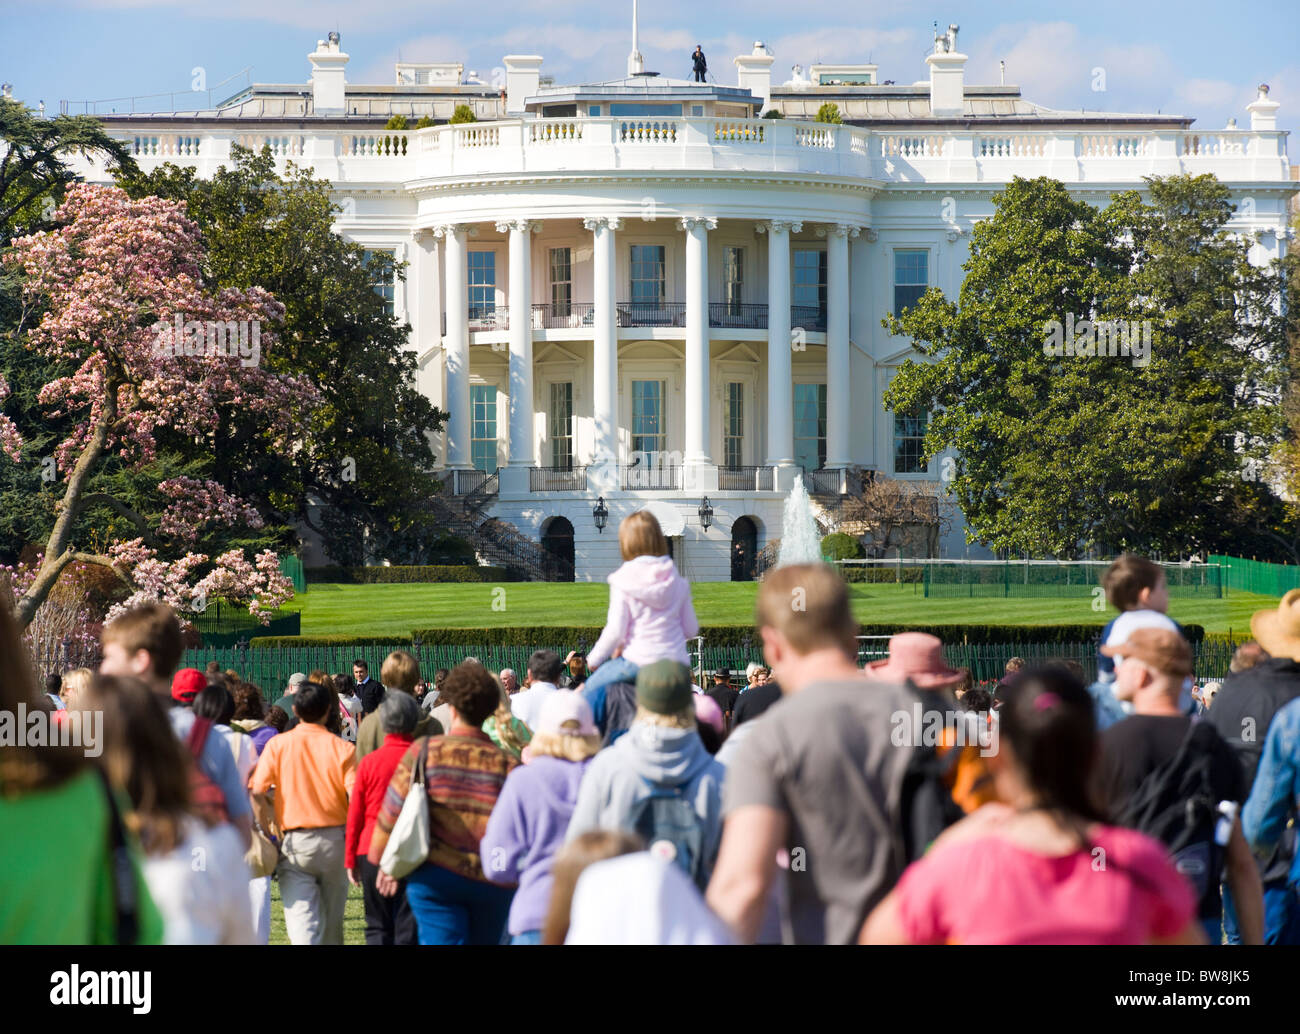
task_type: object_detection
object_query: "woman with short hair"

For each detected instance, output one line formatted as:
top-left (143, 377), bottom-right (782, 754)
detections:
top-left (368, 661), bottom-right (519, 944)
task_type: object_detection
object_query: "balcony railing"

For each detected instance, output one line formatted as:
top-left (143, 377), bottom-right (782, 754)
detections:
top-left (791, 304), bottom-right (828, 334)
top-left (618, 301), bottom-right (686, 328)
top-left (719, 465), bottom-right (776, 491)
top-left (450, 468), bottom-right (494, 496)
top-left (620, 462), bottom-right (681, 490)
top-left (531, 302), bottom-right (596, 329)
top-left (530, 466), bottom-right (588, 491)
top-left (468, 305), bottom-right (506, 331)
top-left (709, 303), bottom-right (768, 329)
top-left (804, 467), bottom-right (847, 495)
top-left (97, 120), bottom-right (1288, 193)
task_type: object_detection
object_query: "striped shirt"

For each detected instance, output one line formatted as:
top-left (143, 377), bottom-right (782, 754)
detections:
top-left (368, 731), bottom-right (517, 882)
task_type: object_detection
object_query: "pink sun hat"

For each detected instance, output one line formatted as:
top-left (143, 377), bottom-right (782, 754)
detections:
top-left (863, 632), bottom-right (966, 690)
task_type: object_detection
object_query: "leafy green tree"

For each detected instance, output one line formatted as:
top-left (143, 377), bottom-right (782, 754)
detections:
top-left (0, 98), bottom-right (135, 242)
top-left (384, 114), bottom-right (410, 130)
top-left (116, 147), bottom-right (448, 565)
top-left (884, 174), bottom-right (1287, 558)
top-left (415, 115), bottom-right (436, 129)
top-left (449, 104), bottom-right (478, 125)
top-left (814, 103), bottom-right (842, 124)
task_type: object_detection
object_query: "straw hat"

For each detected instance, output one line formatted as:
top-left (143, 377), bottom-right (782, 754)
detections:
top-left (1251, 590), bottom-right (1300, 662)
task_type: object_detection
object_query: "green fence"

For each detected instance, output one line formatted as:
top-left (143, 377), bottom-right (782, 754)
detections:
top-left (190, 604), bottom-right (300, 648)
top-left (1208, 555), bottom-right (1300, 599)
top-left (916, 559), bottom-right (1222, 599)
top-left (279, 555), bottom-right (306, 593)
top-left (184, 637), bottom-right (1242, 701)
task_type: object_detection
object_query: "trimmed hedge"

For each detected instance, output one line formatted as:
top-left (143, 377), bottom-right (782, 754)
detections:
top-left (401, 622), bottom-right (1201, 647)
top-left (304, 565), bottom-right (514, 584)
top-left (821, 532), bottom-right (863, 562)
top-left (843, 565), bottom-right (924, 583)
top-left (250, 635), bottom-right (412, 648)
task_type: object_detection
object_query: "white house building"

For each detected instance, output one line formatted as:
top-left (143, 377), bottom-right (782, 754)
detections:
top-left (66, 21), bottom-right (1294, 581)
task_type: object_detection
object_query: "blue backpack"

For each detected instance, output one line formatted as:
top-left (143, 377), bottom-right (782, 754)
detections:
top-left (626, 776), bottom-right (707, 888)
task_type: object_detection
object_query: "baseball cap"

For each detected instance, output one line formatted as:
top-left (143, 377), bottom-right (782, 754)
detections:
top-left (171, 667), bottom-right (206, 704)
top-left (535, 691), bottom-right (598, 736)
top-left (636, 660), bottom-right (694, 715)
top-left (1100, 627), bottom-right (1192, 678)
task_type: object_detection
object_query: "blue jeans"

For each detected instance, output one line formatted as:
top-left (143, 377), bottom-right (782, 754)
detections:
top-left (581, 656), bottom-right (640, 733)
top-left (403, 862), bottom-right (514, 945)
top-left (1222, 881), bottom-right (1300, 945)
top-left (511, 929), bottom-right (543, 944)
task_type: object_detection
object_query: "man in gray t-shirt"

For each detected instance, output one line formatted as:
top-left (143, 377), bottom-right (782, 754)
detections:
top-left (707, 565), bottom-right (952, 944)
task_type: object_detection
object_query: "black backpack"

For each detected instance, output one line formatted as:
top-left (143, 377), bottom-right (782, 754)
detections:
top-left (1114, 720), bottom-right (1228, 917)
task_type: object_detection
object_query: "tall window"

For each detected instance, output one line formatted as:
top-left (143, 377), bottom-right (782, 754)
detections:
top-left (467, 251), bottom-right (496, 319)
top-left (724, 382), bottom-right (744, 468)
top-left (631, 380), bottom-right (665, 456)
top-left (894, 409), bottom-right (928, 474)
top-left (893, 249), bottom-right (928, 313)
top-left (549, 382), bottom-right (574, 469)
top-left (724, 247), bottom-right (744, 315)
top-left (362, 249), bottom-right (395, 316)
top-left (794, 383), bottom-right (827, 472)
top-left (630, 245), bottom-right (666, 305)
top-left (793, 249), bottom-right (827, 324)
top-left (471, 384), bottom-right (497, 473)
top-left (549, 247), bottom-right (572, 318)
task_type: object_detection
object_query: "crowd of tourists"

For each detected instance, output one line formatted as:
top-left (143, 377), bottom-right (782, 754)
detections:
top-left (4, 512), bottom-right (1300, 945)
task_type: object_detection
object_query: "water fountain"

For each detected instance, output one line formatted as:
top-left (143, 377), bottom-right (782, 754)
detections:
top-left (777, 474), bottom-right (823, 567)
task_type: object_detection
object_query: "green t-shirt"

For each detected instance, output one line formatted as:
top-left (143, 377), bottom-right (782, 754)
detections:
top-left (0, 766), bottom-right (163, 944)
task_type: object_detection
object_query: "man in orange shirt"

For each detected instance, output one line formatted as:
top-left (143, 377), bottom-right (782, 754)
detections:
top-left (251, 681), bottom-right (357, 945)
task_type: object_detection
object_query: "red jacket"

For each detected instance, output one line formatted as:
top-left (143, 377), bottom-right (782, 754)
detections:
top-left (345, 732), bottom-right (415, 869)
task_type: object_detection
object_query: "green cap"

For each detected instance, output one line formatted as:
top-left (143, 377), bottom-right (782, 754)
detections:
top-left (636, 659), bottom-right (694, 714)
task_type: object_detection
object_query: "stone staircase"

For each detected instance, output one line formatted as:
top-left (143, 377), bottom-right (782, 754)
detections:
top-left (426, 474), bottom-right (575, 582)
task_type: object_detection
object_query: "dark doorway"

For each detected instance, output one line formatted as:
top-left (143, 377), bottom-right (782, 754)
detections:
top-left (541, 517), bottom-right (575, 581)
top-left (731, 517), bottom-right (758, 581)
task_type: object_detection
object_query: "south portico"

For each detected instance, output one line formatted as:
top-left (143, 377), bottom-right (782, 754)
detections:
top-left (420, 205), bottom-right (871, 505)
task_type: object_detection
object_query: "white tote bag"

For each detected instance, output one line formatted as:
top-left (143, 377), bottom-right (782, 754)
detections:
top-left (379, 739), bottom-right (430, 879)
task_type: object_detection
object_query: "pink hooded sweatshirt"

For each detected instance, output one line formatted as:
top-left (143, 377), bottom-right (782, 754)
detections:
top-left (587, 555), bottom-right (700, 669)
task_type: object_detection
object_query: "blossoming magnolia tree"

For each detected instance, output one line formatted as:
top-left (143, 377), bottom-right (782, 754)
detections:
top-left (1, 183), bottom-right (319, 630)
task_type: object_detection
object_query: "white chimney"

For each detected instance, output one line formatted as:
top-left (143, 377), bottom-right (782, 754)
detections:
top-left (926, 23), bottom-right (966, 118)
top-left (309, 32), bottom-right (349, 116)
top-left (504, 55), bottom-right (544, 114)
top-left (735, 42), bottom-right (775, 111)
top-left (1247, 83), bottom-right (1279, 131)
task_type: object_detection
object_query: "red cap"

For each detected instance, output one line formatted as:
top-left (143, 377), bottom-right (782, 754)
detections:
top-left (171, 667), bottom-right (206, 704)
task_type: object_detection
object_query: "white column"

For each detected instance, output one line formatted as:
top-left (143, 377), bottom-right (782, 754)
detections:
top-left (823, 222), bottom-right (857, 470)
top-left (681, 216), bottom-right (716, 473)
top-left (584, 216), bottom-right (621, 493)
top-left (758, 219), bottom-right (800, 470)
top-left (436, 224), bottom-right (472, 470)
top-left (499, 219), bottom-right (537, 471)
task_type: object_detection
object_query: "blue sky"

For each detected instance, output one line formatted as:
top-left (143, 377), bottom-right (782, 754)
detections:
top-left (1, 0), bottom-right (1296, 143)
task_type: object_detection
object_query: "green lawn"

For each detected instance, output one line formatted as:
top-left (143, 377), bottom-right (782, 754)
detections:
top-left (283, 581), bottom-right (1270, 638)
top-left (269, 877), bottom-right (365, 946)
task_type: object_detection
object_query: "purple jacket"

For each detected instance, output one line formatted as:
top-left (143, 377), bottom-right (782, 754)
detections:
top-left (480, 754), bottom-right (592, 936)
